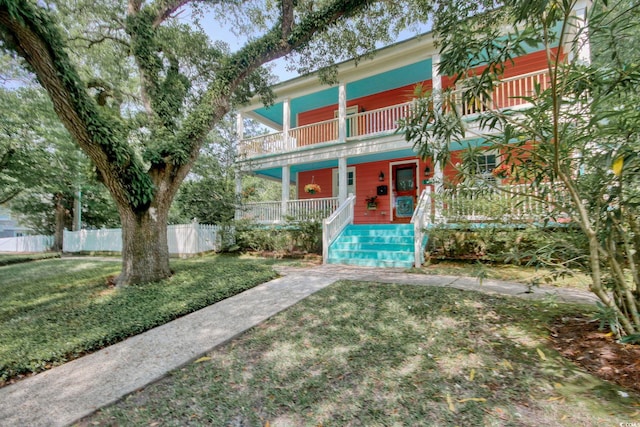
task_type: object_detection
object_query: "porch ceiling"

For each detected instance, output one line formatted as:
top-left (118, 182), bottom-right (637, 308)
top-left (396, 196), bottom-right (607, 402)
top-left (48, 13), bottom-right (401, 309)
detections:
top-left (252, 59), bottom-right (433, 129)
top-left (252, 148), bottom-right (417, 182)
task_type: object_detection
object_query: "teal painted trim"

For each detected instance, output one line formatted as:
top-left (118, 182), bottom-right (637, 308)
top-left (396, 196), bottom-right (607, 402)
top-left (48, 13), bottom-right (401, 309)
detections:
top-left (467, 22), bottom-right (561, 68)
top-left (448, 138), bottom-right (489, 151)
top-left (346, 59), bottom-right (432, 99)
top-left (254, 102), bottom-right (284, 128)
top-left (426, 222), bottom-right (571, 230)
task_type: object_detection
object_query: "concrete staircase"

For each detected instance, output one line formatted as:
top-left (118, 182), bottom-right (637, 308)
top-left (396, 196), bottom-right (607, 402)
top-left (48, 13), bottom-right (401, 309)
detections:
top-left (326, 224), bottom-right (417, 268)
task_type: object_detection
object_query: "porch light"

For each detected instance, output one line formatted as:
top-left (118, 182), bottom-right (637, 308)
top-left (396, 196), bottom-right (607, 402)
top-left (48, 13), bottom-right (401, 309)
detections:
top-left (378, 171), bottom-right (385, 181)
top-left (424, 166), bottom-right (431, 176)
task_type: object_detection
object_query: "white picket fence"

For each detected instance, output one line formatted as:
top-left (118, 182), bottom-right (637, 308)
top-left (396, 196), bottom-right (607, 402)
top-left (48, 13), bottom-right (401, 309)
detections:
top-left (62, 223), bottom-right (232, 254)
top-left (0, 235), bottom-right (54, 252)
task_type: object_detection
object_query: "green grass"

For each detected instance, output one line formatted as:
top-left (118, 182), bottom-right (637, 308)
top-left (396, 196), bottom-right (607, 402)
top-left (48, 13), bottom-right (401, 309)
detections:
top-left (0, 254), bottom-right (278, 383)
top-left (86, 282), bottom-right (638, 426)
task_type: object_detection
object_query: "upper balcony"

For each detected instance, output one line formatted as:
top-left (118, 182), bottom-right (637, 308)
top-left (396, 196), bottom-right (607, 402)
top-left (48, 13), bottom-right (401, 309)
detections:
top-left (238, 68), bottom-right (550, 159)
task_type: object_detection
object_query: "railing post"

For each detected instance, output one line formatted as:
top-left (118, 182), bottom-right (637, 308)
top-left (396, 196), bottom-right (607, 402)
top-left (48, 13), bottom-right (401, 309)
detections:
top-left (283, 98), bottom-right (291, 150)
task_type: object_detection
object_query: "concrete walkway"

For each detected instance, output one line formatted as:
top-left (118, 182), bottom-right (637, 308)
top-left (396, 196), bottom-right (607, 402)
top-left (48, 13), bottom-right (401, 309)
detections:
top-left (0, 264), bottom-right (597, 427)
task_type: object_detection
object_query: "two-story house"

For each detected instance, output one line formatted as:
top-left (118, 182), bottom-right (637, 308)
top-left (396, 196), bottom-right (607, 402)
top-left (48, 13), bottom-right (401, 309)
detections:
top-left (234, 8), bottom-right (588, 268)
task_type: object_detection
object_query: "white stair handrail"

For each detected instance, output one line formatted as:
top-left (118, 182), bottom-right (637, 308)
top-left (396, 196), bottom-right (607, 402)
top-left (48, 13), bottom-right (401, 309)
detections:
top-left (322, 194), bottom-right (356, 263)
top-left (411, 187), bottom-right (433, 268)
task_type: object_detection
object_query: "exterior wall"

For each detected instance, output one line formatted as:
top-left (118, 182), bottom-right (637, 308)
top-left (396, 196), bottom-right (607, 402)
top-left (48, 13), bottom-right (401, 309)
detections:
top-left (444, 140), bottom-right (537, 186)
top-left (441, 48), bottom-right (558, 89)
top-left (297, 156), bottom-right (435, 224)
top-left (297, 169), bottom-right (333, 200)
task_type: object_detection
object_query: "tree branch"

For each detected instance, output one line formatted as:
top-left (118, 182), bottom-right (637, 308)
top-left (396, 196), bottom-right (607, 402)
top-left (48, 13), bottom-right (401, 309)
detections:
top-left (0, 2), bottom-right (154, 210)
top-left (152, 0), bottom-right (222, 28)
top-left (69, 34), bottom-right (129, 49)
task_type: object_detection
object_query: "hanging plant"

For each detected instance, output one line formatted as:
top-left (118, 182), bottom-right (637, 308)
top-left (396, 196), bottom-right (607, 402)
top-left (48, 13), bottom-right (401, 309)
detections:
top-left (304, 183), bottom-right (321, 194)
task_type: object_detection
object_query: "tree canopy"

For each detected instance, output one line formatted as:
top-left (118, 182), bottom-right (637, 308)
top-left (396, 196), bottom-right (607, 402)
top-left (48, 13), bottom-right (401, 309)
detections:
top-left (0, 0), bottom-right (429, 285)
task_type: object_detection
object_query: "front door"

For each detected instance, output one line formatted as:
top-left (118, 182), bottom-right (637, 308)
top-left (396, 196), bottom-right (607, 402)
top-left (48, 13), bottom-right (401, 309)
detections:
top-left (392, 163), bottom-right (417, 223)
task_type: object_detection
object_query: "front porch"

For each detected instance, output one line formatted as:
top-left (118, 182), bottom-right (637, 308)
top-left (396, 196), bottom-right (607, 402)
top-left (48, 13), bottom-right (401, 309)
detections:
top-left (235, 184), bottom-right (559, 268)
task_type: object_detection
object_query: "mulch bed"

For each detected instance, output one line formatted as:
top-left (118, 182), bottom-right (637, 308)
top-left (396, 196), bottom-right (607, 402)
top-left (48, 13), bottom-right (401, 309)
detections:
top-left (549, 315), bottom-right (640, 393)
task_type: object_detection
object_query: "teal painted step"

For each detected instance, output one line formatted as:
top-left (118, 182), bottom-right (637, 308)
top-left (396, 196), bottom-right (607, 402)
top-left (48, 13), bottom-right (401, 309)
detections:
top-left (327, 224), bottom-right (417, 268)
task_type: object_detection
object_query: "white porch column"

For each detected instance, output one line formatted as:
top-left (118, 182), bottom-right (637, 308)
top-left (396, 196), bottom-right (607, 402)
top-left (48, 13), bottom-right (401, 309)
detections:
top-left (573, 2), bottom-right (591, 65)
top-left (338, 83), bottom-right (347, 142)
top-left (235, 169), bottom-right (242, 198)
top-left (234, 169), bottom-right (243, 220)
top-left (283, 98), bottom-right (291, 150)
top-left (338, 157), bottom-right (348, 203)
top-left (236, 113), bottom-right (244, 141)
top-left (281, 165), bottom-right (290, 218)
top-left (432, 54), bottom-right (444, 221)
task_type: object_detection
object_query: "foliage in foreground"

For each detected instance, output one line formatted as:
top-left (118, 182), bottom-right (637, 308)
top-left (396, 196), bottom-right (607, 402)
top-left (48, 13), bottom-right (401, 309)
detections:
top-left (0, 255), bottom-right (277, 383)
top-left (87, 282), bottom-right (636, 426)
top-left (402, 0), bottom-right (640, 336)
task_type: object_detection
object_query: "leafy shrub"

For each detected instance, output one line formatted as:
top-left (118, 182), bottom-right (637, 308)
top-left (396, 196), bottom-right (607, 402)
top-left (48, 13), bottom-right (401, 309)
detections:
top-left (427, 224), bottom-right (589, 270)
top-left (233, 218), bottom-right (322, 255)
top-left (0, 252), bottom-right (61, 266)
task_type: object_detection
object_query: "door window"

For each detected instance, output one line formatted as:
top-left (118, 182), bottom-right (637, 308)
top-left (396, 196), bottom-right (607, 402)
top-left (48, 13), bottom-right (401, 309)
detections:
top-left (395, 167), bottom-right (415, 192)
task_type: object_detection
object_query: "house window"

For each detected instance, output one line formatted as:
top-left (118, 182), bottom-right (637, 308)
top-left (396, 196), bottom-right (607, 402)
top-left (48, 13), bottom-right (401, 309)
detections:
top-left (476, 153), bottom-right (497, 175)
top-left (474, 152), bottom-right (498, 185)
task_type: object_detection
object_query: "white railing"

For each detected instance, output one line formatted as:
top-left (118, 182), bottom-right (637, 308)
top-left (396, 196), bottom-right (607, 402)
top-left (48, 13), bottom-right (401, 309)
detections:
top-left (0, 235), bottom-right (54, 252)
top-left (235, 201), bottom-right (282, 223)
top-left (322, 194), bottom-right (356, 263)
top-left (239, 132), bottom-right (286, 157)
top-left (287, 197), bottom-right (340, 220)
top-left (289, 118), bottom-right (339, 148)
top-left (439, 184), bottom-right (552, 223)
top-left (236, 197), bottom-right (340, 224)
top-left (346, 102), bottom-right (414, 138)
top-left (454, 69), bottom-right (550, 117)
top-left (62, 223), bottom-right (232, 255)
top-left (410, 187), bottom-right (433, 268)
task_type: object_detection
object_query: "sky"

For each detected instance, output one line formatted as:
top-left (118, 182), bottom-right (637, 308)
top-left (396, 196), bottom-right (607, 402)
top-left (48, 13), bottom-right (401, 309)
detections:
top-left (180, 6), bottom-right (431, 84)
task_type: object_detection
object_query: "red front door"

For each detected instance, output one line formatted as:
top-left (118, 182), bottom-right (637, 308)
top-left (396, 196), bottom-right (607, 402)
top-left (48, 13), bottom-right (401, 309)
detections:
top-left (392, 163), bottom-right (417, 223)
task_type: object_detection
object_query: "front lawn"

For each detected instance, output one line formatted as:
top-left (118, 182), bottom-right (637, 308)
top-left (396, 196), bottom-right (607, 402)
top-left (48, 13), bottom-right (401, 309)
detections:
top-left (85, 281), bottom-right (638, 426)
top-left (0, 254), bottom-right (278, 384)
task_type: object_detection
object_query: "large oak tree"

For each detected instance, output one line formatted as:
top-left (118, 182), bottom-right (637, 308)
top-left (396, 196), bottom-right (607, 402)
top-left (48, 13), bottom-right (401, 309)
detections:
top-left (0, 0), bottom-right (424, 285)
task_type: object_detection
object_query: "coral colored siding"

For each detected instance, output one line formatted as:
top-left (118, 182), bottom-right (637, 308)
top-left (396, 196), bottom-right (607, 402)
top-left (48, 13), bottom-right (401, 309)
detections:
top-left (297, 157), bottom-right (435, 225)
top-left (355, 161), bottom-right (393, 224)
top-left (443, 141), bottom-right (538, 185)
top-left (297, 170), bottom-right (333, 200)
top-left (442, 48), bottom-right (561, 90)
top-left (297, 82), bottom-right (431, 127)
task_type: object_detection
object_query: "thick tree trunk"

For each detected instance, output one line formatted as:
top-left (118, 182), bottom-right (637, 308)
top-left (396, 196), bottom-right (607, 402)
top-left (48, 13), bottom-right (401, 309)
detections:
top-left (52, 193), bottom-right (66, 251)
top-left (117, 202), bottom-right (172, 286)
